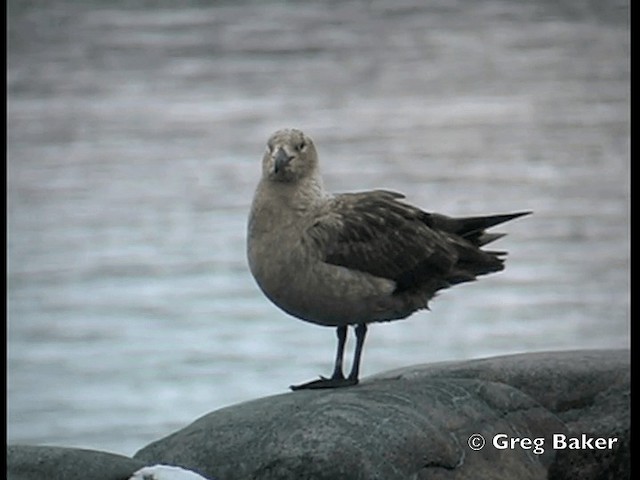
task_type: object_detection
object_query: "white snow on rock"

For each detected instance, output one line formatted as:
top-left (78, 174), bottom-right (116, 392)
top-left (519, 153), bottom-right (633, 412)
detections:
top-left (129, 464), bottom-right (213, 480)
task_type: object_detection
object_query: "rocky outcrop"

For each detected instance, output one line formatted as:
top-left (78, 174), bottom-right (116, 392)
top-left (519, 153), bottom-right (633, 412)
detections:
top-left (7, 350), bottom-right (629, 480)
top-left (6, 446), bottom-right (211, 480)
top-left (134, 349), bottom-right (629, 480)
top-left (6, 445), bottom-right (146, 480)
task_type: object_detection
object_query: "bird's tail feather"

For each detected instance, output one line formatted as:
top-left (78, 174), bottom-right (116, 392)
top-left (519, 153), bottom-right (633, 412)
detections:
top-left (427, 211), bottom-right (531, 247)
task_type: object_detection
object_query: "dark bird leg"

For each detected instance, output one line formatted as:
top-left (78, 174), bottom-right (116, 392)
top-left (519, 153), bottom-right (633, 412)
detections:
top-left (347, 323), bottom-right (367, 382)
top-left (329, 325), bottom-right (347, 380)
top-left (290, 324), bottom-right (364, 391)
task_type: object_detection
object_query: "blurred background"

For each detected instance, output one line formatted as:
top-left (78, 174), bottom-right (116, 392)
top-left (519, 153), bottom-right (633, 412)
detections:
top-left (8, 0), bottom-right (629, 456)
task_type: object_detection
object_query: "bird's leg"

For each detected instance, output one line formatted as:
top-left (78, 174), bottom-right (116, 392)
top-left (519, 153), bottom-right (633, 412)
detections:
top-left (347, 323), bottom-right (367, 382)
top-left (328, 325), bottom-right (347, 380)
top-left (290, 324), bottom-right (360, 391)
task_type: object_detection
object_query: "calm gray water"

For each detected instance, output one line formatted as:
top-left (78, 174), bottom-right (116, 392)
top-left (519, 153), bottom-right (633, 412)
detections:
top-left (8, 0), bottom-right (629, 456)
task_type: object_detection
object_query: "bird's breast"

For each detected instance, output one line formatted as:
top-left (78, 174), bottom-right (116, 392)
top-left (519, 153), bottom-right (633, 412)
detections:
top-left (248, 231), bottom-right (401, 326)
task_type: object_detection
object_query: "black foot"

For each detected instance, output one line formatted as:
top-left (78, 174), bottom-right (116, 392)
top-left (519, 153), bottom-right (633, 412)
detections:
top-left (290, 376), bottom-right (358, 391)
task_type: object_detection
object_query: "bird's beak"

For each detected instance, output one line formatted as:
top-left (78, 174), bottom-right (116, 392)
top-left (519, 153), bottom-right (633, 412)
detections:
top-left (273, 148), bottom-right (291, 174)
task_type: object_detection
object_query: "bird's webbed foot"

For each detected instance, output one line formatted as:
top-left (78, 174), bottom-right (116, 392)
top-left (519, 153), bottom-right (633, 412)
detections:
top-left (290, 375), bottom-right (358, 391)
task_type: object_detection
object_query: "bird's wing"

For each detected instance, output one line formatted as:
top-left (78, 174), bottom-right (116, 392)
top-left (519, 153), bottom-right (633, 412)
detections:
top-left (305, 190), bottom-right (461, 290)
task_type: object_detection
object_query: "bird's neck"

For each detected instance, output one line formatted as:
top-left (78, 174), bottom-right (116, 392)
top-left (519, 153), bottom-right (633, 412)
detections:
top-left (263, 174), bottom-right (326, 212)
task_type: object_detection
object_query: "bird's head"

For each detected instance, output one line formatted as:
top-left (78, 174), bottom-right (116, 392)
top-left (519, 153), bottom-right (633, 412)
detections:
top-left (262, 129), bottom-right (319, 183)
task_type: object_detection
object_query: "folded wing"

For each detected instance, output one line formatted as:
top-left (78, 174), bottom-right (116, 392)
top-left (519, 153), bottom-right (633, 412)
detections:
top-left (306, 190), bottom-right (530, 294)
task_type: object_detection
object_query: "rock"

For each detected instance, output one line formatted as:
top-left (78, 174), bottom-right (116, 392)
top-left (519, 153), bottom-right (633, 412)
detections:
top-left (7, 445), bottom-right (146, 480)
top-left (134, 349), bottom-right (629, 480)
top-left (377, 349), bottom-right (631, 480)
top-left (546, 361), bottom-right (630, 480)
top-left (8, 351), bottom-right (627, 479)
top-left (6, 446), bottom-right (215, 480)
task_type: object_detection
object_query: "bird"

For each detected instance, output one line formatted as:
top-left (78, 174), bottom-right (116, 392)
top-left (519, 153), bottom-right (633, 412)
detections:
top-left (247, 128), bottom-right (530, 390)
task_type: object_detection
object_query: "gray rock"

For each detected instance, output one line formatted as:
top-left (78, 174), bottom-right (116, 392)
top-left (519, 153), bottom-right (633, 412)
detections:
top-left (7, 445), bottom-right (146, 480)
top-left (134, 349), bottom-right (629, 480)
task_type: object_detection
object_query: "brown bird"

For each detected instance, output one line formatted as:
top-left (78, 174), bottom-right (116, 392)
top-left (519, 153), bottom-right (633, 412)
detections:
top-left (247, 128), bottom-right (530, 390)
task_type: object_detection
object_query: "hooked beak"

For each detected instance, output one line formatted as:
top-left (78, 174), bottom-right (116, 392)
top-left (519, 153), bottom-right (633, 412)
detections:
top-left (273, 148), bottom-right (292, 174)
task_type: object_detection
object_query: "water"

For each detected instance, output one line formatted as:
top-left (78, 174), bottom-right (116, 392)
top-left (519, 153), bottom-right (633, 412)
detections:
top-left (8, 0), bottom-right (629, 456)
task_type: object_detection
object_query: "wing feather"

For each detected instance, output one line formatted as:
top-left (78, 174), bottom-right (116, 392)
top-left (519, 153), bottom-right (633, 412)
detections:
top-left (306, 190), bottom-right (460, 291)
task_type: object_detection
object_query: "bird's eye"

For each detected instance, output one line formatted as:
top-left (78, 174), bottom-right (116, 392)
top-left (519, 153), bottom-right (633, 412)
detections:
top-left (297, 141), bottom-right (306, 152)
